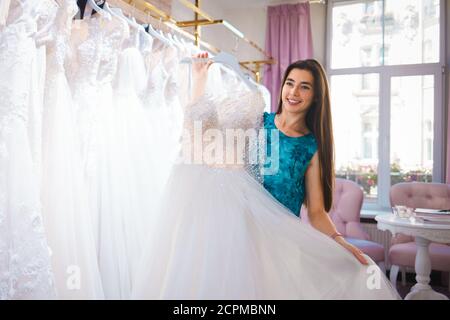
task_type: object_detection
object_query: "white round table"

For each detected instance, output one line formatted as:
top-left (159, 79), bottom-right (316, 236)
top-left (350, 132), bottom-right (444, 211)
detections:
top-left (376, 214), bottom-right (450, 300)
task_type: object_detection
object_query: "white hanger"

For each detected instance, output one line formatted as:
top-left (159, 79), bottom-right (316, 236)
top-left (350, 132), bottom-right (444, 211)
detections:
top-left (87, 0), bottom-right (110, 19)
top-left (172, 34), bottom-right (185, 47)
top-left (181, 51), bottom-right (257, 90)
top-left (167, 32), bottom-right (184, 51)
top-left (146, 23), bottom-right (172, 46)
top-left (158, 29), bottom-right (174, 44)
top-left (179, 35), bottom-right (188, 47)
top-left (103, 2), bottom-right (142, 30)
top-left (164, 31), bottom-right (175, 45)
top-left (130, 16), bottom-right (144, 30)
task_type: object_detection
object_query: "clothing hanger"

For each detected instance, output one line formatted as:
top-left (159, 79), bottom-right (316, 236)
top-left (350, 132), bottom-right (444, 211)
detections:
top-left (130, 16), bottom-right (144, 30)
top-left (180, 51), bottom-right (257, 90)
top-left (162, 30), bottom-right (174, 44)
top-left (158, 28), bottom-right (172, 44)
top-left (103, 2), bottom-right (142, 30)
top-left (178, 35), bottom-right (188, 46)
top-left (171, 33), bottom-right (184, 48)
top-left (146, 23), bottom-right (172, 46)
top-left (87, 0), bottom-right (110, 19)
top-left (167, 32), bottom-right (184, 52)
top-left (167, 33), bottom-right (176, 44)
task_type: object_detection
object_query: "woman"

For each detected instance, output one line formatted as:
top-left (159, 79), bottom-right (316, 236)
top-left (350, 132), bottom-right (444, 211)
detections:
top-left (131, 53), bottom-right (399, 299)
top-left (262, 59), bottom-right (368, 264)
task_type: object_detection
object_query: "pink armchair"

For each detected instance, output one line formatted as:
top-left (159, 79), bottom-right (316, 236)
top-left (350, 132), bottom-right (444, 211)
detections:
top-left (300, 178), bottom-right (386, 272)
top-left (389, 182), bottom-right (450, 291)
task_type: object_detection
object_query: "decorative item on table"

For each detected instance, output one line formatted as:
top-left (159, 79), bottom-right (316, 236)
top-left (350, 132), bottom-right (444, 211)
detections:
top-left (391, 205), bottom-right (415, 219)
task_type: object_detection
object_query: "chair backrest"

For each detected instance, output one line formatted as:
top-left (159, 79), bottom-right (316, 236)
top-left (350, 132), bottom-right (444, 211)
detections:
top-left (390, 182), bottom-right (450, 210)
top-left (390, 182), bottom-right (450, 244)
top-left (301, 178), bottom-right (369, 240)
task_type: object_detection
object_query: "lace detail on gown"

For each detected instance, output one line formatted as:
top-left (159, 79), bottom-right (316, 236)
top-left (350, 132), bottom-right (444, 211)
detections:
top-left (0, 0), bottom-right (55, 300)
top-left (181, 88), bottom-right (265, 176)
top-left (0, 0), bottom-right (11, 26)
top-left (40, 0), bottom-right (104, 299)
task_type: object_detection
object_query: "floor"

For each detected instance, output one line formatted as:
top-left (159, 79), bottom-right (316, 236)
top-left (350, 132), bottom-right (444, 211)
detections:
top-left (390, 271), bottom-right (450, 299)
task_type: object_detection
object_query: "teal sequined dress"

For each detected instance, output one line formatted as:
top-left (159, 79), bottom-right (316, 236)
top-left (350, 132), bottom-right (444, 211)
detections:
top-left (263, 112), bottom-right (317, 216)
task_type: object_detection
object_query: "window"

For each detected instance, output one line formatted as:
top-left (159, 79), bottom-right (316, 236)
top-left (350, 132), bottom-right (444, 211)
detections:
top-left (390, 75), bottom-right (434, 185)
top-left (327, 0), bottom-right (445, 209)
top-left (331, 74), bottom-right (379, 200)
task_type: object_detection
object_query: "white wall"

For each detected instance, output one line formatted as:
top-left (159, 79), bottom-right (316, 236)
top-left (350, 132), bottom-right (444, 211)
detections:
top-left (171, 1), bottom-right (327, 66)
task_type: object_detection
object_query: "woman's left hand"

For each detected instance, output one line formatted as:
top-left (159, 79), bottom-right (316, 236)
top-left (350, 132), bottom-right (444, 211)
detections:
top-left (334, 236), bottom-right (369, 265)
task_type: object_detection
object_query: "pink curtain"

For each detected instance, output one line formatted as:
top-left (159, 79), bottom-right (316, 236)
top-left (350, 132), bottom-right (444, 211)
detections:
top-left (263, 3), bottom-right (313, 112)
top-left (446, 80), bottom-right (450, 183)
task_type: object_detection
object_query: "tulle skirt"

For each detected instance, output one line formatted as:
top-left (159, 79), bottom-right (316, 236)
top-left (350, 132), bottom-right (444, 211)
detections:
top-left (41, 72), bottom-right (104, 299)
top-left (0, 118), bottom-right (55, 299)
top-left (90, 83), bottom-right (170, 299)
top-left (132, 164), bottom-right (400, 300)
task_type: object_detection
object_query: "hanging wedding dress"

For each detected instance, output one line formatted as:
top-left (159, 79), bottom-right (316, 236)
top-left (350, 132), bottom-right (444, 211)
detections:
top-left (131, 78), bottom-right (400, 299)
top-left (41, 0), bottom-right (104, 299)
top-left (69, 14), bottom-right (106, 251)
top-left (28, 0), bottom-right (58, 183)
top-left (0, 0), bottom-right (55, 299)
top-left (94, 15), bottom-right (135, 300)
top-left (106, 23), bottom-right (165, 296)
top-left (163, 42), bottom-right (185, 164)
top-left (141, 39), bottom-right (176, 184)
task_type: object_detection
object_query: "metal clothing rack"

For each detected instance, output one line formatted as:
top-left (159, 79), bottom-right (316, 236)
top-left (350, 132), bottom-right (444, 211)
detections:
top-left (108, 0), bottom-right (221, 54)
top-left (107, 0), bottom-right (278, 82)
top-left (175, 0), bottom-right (275, 82)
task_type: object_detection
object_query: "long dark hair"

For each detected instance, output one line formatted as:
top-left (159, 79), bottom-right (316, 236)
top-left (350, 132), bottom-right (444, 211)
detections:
top-left (276, 59), bottom-right (335, 212)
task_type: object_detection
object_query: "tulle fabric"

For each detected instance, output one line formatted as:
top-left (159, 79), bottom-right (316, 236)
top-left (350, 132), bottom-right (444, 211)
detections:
top-left (41, 60), bottom-right (104, 300)
top-left (93, 43), bottom-right (169, 299)
top-left (132, 75), bottom-right (399, 300)
top-left (132, 164), bottom-right (400, 299)
top-left (40, 1), bottom-right (104, 299)
top-left (0, 2), bottom-right (55, 299)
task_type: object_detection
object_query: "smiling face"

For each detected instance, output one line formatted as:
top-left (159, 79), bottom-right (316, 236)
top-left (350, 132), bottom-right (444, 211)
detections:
top-left (280, 68), bottom-right (315, 115)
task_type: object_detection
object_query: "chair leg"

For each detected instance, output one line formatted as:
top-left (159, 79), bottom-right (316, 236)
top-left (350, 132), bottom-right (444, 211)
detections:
top-left (401, 267), bottom-right (407, 286)
top-left (448, 272), bottom-right (450, 293)
top-left (377, 261), bottom-right (386, 275)
top-left (390, 265), bottom-right (399, 289)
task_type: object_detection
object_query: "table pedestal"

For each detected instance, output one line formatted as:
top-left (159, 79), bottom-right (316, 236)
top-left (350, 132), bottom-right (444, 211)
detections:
top-left (404, 236), bottom-right (448, 300)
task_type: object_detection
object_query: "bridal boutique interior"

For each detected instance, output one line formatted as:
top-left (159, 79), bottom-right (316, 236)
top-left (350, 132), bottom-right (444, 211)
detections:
top-left (0, 0), bottom-right (449, 301)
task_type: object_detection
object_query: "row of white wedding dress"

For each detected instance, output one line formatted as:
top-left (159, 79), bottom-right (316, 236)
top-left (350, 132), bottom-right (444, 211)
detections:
top-left (1, 0), bottom-right (399, 300)
top-left (0, 0), bottom-right (271, 300)
top-left (0, 0), bottom-right (267, 299)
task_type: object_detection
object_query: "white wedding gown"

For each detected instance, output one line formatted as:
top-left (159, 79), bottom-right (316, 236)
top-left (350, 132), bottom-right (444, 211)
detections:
top-left (132, 85), bottom-right (400, 300)
top-left (0, 0), bottom-right (55, 299)
top-left (111, 25), bottom-right (169, 292)
top-left (70, 13), bottom-right (165, 299)
top-left (41, 0), bottom-right (104, 299)
top-left (141, 40), bottom-right (183, 188)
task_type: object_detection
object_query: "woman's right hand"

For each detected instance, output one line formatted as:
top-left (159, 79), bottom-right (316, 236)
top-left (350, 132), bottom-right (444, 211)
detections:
top-left (334, 236), bottom-right (369, 265)
top-left (192, 52), bottom-right (213, 80)
top-left (191, 52), bottom-right (213, 101)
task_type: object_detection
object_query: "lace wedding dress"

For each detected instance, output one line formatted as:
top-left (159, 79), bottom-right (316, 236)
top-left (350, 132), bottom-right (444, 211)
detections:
top-left (111, 24), bottom-right (169, 294)
top-left (70, 12), bottom-right (154, 299)
top-left (41, 0), bottom-right (104, 299)
top-left (131, 83), bottom-right (400, 300)
top-left (0, 0), bottom-right (55, 300)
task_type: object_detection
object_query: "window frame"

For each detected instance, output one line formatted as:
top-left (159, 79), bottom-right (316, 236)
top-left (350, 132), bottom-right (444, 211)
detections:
top-left (326, 0), bottom-right (447, 210)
